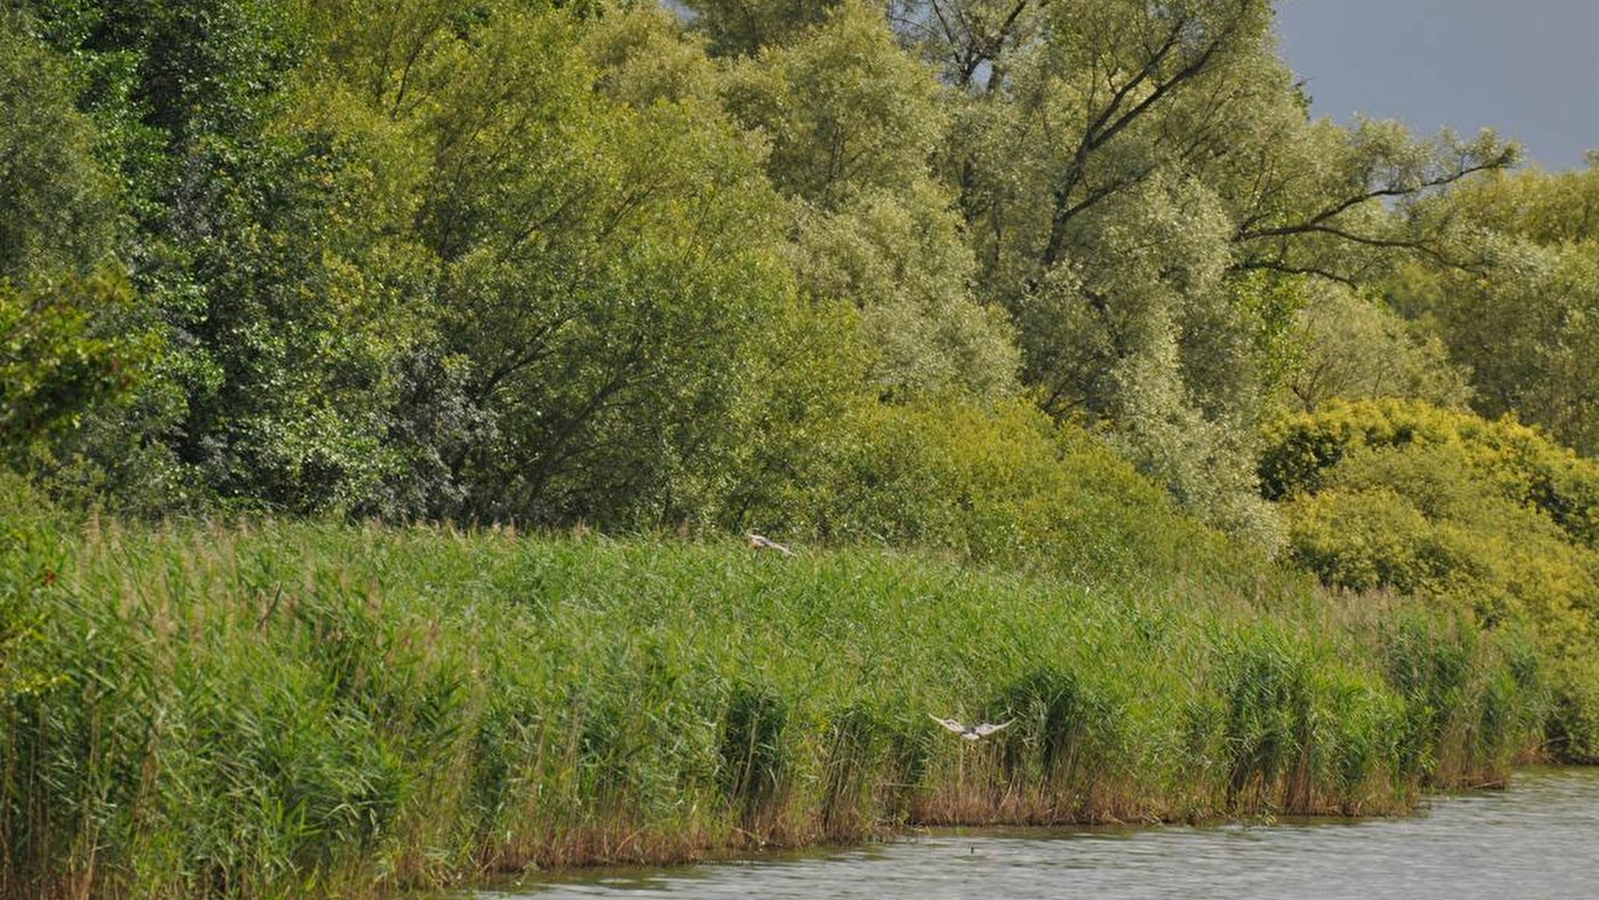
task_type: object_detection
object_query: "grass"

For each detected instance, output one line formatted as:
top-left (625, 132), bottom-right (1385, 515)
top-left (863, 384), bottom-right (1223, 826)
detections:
top-left (0, 513), bottom-right (1549, 899)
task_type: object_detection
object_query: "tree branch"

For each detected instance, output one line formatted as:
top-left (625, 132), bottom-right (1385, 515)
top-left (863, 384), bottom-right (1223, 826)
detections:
top-left (1040, 12), bottom-right (1234, 268)
top-left (1234, 153), bottom-right (1513, 243)
top-left (1231, 258), bottom-right (1358, 288)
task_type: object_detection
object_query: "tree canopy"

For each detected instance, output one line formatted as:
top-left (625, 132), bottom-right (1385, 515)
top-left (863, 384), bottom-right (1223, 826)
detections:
top-left (0, 0), bottom-right (1565, 544)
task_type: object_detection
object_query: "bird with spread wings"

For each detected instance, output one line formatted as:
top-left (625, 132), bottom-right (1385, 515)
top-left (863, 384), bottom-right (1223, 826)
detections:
top-left (929, 714), bottom-right (1016, 742)
top-left (746, 533), bottom-right (794, 556)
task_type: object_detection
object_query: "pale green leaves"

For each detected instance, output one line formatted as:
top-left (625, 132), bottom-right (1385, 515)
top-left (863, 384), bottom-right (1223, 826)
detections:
top-left (1287, 282), bottom-right (1471, 413)
top-left (1396, 162), bottom-right (1599, 456)
top-left (787, 186), bottom-right (1019, 403)
top-left (725, 2), bottom-right (1018, 404)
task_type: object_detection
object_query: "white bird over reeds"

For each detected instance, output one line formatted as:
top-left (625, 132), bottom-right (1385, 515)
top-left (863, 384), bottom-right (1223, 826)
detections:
top-left (747, 533), bottom-right (794, 556)
top-left (929, 714), bottom-right (1015, 741)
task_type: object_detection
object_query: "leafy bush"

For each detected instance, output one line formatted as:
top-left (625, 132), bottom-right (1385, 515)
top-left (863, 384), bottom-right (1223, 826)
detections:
top-left (1286, 488), bottom-right (1453, 596)
top-left (1261, 398), bottom-right (1599, 547)
top-left (737, 397), bottom-right (1267, 590)
top-left (1263, 398), bottom-right (1599, 760)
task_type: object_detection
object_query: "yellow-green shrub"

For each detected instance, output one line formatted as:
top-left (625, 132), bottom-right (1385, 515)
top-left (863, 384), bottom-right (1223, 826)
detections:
top-left (1261, 398), bottom-right (1599, 547)
top-left (1263, 398), bottom-right (1599, 760)
top-left (750, 397), bottom-right (1264, 589)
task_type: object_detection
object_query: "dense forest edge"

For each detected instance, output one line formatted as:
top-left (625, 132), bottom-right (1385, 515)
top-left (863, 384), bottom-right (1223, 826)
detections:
top-left (3, 0), bottom-right (1599, 897)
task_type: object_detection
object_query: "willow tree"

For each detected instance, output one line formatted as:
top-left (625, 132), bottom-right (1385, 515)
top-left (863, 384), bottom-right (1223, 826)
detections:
top-left (1395, 161), bottom-right (1599, 455)
top-left (1284, 282), bottom-right (1470, 414)
top-left (871, 0), bottom-right (1517, 542)
top-left (720, 0), bottom-right (1019, 403)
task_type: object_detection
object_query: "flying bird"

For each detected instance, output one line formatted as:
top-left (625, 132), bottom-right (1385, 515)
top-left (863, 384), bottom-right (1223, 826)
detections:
top-left (929, 714), bottom-right (1016, 741)
top-left (747, 533), bottom-right (794, 556)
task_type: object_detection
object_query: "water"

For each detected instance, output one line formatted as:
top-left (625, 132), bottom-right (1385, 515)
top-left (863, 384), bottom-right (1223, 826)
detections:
top-left (474, 769), bottom-right (1599, 900)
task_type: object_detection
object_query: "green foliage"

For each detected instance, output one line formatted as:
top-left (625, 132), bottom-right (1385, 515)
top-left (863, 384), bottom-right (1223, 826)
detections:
top-left (5, 0), bottom-right (873, 525)
top-left (724, 2), bottom-right (1019, 403)
top-left (583, 4), bottom-right (722, 108)
top-left (0, 15), bottom-right (117, 282)
top-left (1261, 398), bottom-right (1599, 760)
top-left (4, 0), bottom-right (408, 512)
top-left (271, 1), bottom-right (851, 526)
top-left (1397, 161), bottom-right (1599, 455)
top-left (0, 15), bottom-right (148, 469)
top-left (0, 0), bottom-right (1533, 554)
top-left (735, 397), bottom-right (1277, 593)
top-left (0, 515), bottom-right (1544, 897)
top-left (679, 0), bottom-right (841, 55)
top-left (17, 0), bottom-right (313, 229)
top-left (1287, 487), bottom-right (1451, 596)
top-left (786, 184), bottom-right (1019, 402)
top-left (723, 1), bottom-right (947, 206)
top-left (0, 0), bottom-right (1524, 557)
top-left (1214, 624), bottom-right (1322, 807)
top-left (0, 272), bottom-right (146, 466)
top-left (1286, 281), bottom-right (1471, 412)
top-left (159, 118), bottom-right (426, 512)
top-left (1260, 398), bottom-right (1599, 548)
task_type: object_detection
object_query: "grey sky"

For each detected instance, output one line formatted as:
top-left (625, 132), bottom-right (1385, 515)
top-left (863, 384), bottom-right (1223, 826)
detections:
top-left (1273, 0), bottom-right (1599, 171)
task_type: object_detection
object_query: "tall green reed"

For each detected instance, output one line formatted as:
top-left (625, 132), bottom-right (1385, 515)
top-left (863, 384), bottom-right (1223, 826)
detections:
top-left (0, 516), bottom-right (1550, 899)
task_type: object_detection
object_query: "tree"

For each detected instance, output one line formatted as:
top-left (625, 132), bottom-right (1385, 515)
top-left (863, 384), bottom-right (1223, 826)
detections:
top-left (868, 0), bottom-right (1516, 542)
top-left (785, 184), bottom-right (1018, 401)
top-left (1285, 280), bottom-right (1470, 413)
top-left (723, 1), bottom-right (1019, 403)
top-left (1, 274), bottom-right (141, 465)
top-left (7, 0), bottom-right (415, 511)
top-left (0, 13), bottom-right (117, 283)
top-left (302, 1), bottom-right (832, 524)
top-left (0, 16), bottom-right (143, 469)
top-left (677, 0), bottom-right (843, 55)
top-left (14, 0), bottom-right (311, 229)
top-left (1393, 163), bottom-right (1599, 456)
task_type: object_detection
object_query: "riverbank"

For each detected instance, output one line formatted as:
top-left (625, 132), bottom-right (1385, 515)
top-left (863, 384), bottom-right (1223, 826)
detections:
top-left (478, 767), bottom-right (1599, 900)
top-left (1, 517), bottom-right (1546, 898)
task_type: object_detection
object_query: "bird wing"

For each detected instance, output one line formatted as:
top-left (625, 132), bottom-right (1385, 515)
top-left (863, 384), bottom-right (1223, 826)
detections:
top-left (974, 719), bottom-right (1016, 736)
top-left (929, 714), bottom-right (969, 734)
top-left (747, 534), bottom-right (795, 555)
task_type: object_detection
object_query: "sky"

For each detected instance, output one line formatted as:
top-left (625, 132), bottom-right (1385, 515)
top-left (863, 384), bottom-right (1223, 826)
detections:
top-left (1272, 0), bottom-right (1599, 171)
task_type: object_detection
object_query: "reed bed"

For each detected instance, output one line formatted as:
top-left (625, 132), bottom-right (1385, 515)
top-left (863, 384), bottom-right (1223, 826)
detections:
top-left (0, 515), bottom-right (1547, 899)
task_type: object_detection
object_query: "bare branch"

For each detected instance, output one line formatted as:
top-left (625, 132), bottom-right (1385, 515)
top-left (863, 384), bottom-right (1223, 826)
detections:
top-left (1232, 258), bottom-right (1359, 289)
top-left (1040, 12), bottom-right (1238, 267)
top-left (1234, 153), bottom-right (1513, 243)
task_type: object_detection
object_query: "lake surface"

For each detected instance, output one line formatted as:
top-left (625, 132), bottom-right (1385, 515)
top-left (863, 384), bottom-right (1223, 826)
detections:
top-left (473, 768), bottom-right (1599, 900)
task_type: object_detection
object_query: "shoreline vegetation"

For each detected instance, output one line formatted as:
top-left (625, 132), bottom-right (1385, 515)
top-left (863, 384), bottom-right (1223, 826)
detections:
top-left (2, 509), bottom-right (1547, 898)
top-left (7, 1), bottom-right (1599, 898)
